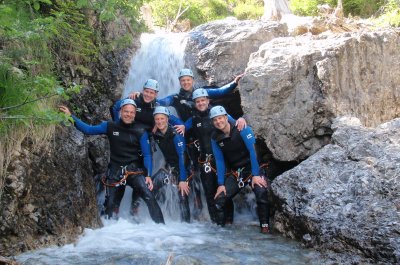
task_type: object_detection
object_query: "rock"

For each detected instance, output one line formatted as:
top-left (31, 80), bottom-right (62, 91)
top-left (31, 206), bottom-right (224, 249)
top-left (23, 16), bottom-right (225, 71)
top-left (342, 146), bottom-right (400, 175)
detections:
top-left (184, 17), bottom-right (288, 87)
top-left (271, 117), bottom-right (400, 264)
top-left (242, 30), bottom-right (400, 161)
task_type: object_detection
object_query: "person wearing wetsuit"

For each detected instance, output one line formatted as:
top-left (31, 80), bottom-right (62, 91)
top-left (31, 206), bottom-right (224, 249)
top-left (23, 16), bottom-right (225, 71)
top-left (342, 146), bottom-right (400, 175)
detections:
top-left (158, 69), bottom-right (243, 218)
top-left (59, 100), bottom-right (164, 224)
top-left (183, 89), bottom-right (246, 223)
top-left (111, 79), bottom-right (182, 216)
top-left (152, 106), bottom-right (190, 222)
top-left (210, 106), bottom-right (270, 233)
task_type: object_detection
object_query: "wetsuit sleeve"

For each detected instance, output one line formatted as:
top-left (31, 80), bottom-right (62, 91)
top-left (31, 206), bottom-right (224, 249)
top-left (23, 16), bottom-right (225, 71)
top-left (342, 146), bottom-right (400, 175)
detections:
top-left (227, 114), bottom-right (236, 124)
top-left (206, 81), bottom-right (237, 98)
top-left (173, 134), bottom-right (187, 181)
top-left (169, 114), bottom-right (183, 126)
top-left (211, 139), bottom-right (226, 186)
top-left (183, 117), bottom-right (193, 131)
top-left (111, 98), bottom-right (124, 122)
top-left (240, 127), bottom-right (260, 176)
top-left (71, 115), bottom-right (108, 135)
top-left (140, 132), bottom-right (152, 176)
top-left (157, 94), bottom-right (174, 106)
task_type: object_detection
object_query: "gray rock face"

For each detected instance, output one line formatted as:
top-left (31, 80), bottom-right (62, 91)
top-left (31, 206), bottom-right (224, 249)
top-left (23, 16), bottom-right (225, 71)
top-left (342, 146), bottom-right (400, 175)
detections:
top-left (0, 127), bottom-right (101, 256)
top-left (184, 17), bottom-right (288, 87)
top-left (272, 117), bottom-right (400, 264)
top-left (241, 30), bottom-right (400, 161)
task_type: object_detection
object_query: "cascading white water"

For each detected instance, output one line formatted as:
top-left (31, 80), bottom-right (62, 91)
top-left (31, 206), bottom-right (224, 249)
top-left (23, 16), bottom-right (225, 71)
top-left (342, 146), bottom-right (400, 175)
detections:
top-left (123, 32), bottom-right (188, 98)
top-left (16, 32), bottom-right (319, 265)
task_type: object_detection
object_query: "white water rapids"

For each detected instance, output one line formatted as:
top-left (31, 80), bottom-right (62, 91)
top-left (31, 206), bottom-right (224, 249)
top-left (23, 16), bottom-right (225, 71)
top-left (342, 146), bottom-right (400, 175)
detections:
top-left (16, 32), bottom-right (320, 265)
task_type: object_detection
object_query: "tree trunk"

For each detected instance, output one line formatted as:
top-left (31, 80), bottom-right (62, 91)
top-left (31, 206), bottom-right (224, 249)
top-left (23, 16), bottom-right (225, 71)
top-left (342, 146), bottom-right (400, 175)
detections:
top-left (263, 0), bottom-right (291, 21)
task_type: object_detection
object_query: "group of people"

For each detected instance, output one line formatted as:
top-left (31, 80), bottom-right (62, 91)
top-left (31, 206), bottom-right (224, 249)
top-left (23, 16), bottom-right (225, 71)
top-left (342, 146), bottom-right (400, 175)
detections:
top-left (59, 68), bottom-right (270, 233)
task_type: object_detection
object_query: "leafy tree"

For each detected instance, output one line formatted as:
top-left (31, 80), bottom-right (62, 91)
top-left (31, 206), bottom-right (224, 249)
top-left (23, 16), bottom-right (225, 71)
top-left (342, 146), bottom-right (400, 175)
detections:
top-left (290, 0), bottom-right (385, 17)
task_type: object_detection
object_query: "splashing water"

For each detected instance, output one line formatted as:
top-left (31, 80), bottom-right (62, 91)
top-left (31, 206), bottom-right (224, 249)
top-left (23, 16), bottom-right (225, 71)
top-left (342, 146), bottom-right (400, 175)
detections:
top-left (123, 32), bottom-right (188, 98)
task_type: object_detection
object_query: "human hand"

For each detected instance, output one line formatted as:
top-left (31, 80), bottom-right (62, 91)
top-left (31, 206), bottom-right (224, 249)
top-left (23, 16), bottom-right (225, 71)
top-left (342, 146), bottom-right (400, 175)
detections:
top-left (145, 176), bottom-right (153, 191)
top-left (214, 185), bottom-right (226, 199)
top-left (178, 181), bottom-right (190, 196)
top-left (129, 92), bottom-right (140, 100)
top-left (235, 117), bottom-right (247, 131)
top-left (234, 73), bottom-right (244, 84)
top-left (59, 105), bottom-right (71, 116)
top-left (251, 176), bottom-right (267, 188)
top-left (174, 125), bottom-right (185, 135)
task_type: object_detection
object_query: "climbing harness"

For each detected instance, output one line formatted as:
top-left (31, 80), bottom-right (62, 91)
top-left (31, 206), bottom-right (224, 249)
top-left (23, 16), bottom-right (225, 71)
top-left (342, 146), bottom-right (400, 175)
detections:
top-left (198, 154), bottom-right (216, 173)
top-left (101, 166), bottom-right (144, 187)
top-left (187, 139), bottom-right (200, 152)
top-left (230, 163), bottom-right (269, 188)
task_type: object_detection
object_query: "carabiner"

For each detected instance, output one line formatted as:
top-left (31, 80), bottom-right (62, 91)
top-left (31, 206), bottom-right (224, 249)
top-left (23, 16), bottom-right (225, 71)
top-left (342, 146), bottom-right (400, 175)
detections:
top-left (121, 179), bottom-right (127, 186)
top-left (204, 163), bottom-right (211, 173)
top-left (163, 176), bottom-right (170, 185)
top-left (238, 178), bottom-right (245, 188)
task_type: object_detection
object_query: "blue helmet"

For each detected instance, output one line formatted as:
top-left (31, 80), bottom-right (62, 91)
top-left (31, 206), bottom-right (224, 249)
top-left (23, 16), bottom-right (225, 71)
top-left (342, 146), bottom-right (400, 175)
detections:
top-left (178, 68), bottom-right (194, 79)
top-left (120, 98), bottom-right (137, 108)
top-left (143, 79), bottom-right (159, 92)
top-left (153, 106), bottom-right (170, 117)
top-left (192, 88), bottom-right (209, 100)
top-left (210, 105), bottom-right (227, 119)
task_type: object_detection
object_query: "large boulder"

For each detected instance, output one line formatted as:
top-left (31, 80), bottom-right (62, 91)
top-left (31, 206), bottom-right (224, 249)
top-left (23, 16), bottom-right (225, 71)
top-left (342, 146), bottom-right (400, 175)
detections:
top-left (241, 30), bottom-right (400, 161)
top-left (184, 17), bottom-right (288, 87)
top-left (272, 116), bottom-right (400, 264)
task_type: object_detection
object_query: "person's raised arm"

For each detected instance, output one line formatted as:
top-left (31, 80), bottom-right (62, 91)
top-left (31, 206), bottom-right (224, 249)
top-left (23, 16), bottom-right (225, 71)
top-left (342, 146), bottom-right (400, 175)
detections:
top-left (206, 73), bottom-right (243, 98)
top-left (59, 105), bottom-right (107, 135)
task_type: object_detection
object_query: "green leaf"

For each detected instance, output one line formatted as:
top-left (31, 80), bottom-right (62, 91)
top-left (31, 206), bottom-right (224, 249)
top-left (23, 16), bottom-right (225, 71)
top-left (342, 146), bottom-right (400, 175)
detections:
top-left (33, 2), bottom-right (40, 11)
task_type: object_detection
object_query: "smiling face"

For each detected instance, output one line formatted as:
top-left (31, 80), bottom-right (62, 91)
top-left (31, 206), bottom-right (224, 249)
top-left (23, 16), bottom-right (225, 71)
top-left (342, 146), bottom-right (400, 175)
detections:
top-left (154, 113), bottom-right (169, 132)
top-left (142, 88), bottom-right (158, 103)
top-left (179, 76), bottom-right (194, 92)
top-left (212, 114), bottom-right (229, 132)
top-left (120, 104), bottom-right (136, 124)
top-left (195, 96), bottom-right (209, 112)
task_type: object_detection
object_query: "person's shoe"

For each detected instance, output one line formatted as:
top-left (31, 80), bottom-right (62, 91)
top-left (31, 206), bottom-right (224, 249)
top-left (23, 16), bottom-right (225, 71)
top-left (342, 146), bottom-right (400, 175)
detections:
top-left (260, 224), bottom-right (269, 234)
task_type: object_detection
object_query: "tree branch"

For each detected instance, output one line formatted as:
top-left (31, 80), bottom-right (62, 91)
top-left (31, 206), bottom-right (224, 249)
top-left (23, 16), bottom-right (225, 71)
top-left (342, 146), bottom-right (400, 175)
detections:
top-left (0, 93), bottom-right (57, 111)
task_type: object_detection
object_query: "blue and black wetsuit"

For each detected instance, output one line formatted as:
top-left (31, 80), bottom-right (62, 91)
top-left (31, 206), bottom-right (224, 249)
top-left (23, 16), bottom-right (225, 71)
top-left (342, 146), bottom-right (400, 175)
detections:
top-left (71, 115), bottom-right (164, 223)
top-left (111, 94), bottom-right (182, 129)
top-left (158, 81), bottom-right (238, 217)
top-left (184, 107), bottom-right (236, 223)
top-left (152, 125), bottom-right (190, 222)
top-left (211, 122), bottom-right (269, 228)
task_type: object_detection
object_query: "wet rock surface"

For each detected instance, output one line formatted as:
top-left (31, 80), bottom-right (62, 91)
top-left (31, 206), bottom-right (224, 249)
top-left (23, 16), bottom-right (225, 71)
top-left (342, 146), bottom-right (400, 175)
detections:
top-left (272, 117), bottom-right (400, 264)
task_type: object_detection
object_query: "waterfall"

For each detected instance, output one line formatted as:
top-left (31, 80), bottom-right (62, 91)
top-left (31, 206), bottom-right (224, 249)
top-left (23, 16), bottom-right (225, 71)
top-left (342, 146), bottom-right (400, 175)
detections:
top-left (123, 32), bottom-right (188, 98)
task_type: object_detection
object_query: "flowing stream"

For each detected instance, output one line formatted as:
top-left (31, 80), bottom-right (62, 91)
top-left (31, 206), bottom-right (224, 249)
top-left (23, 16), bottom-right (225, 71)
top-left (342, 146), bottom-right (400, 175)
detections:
top-left (16, 32), bottom-right (319, 265)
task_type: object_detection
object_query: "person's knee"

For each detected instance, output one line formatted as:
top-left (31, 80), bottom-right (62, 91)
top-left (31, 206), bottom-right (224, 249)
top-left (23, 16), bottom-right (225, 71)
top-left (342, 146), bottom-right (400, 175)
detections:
top-left (254, 186), bottom-right (268, 204)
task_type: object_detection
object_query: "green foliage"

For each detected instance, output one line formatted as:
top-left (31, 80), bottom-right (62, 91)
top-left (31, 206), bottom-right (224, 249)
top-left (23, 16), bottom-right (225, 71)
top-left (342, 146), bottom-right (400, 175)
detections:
top-left (290, 0), bottom-right (384, 18)
top-left (376, 0), bottom-right (400, 26)
top-left (148, 0), bottom-right (263, 29)
top-left (233, 0), bottom-right (264, 20)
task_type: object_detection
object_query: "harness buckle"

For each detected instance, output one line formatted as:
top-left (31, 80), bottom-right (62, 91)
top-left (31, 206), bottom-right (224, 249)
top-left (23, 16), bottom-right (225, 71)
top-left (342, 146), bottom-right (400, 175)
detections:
top-left (238, 178), bottom-right (245, 188)
top-left (163, 175), bottom-right (170, 185)
top-left (204, 163), bottom-right (211, 173)
top-left (193, 140), bottom-right (200, 151)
